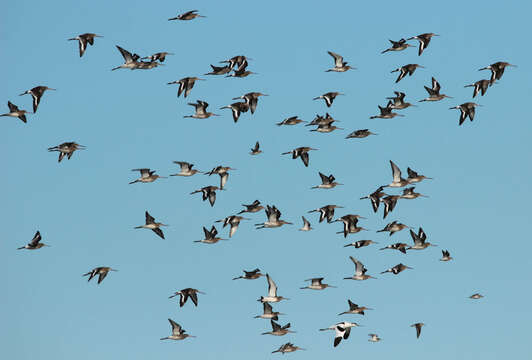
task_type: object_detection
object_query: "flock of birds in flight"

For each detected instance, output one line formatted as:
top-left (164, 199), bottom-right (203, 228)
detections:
top-left (9, 8), bottom-right (515, 354)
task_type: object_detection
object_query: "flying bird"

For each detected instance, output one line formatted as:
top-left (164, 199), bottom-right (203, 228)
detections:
top-left (220, 102), bottom-right (249, 123)
top-left (220, 55), bottom-right (251, 70)
top-left (479, 61), bottom-right (516, 85)
top-left (344, 257), bottom-right (376, 280)
top-left (17, 231), bottom-right (49, 250)
top-left (238, 200), bottom-right (264, 214)
top-left (142, 52), bottom-right (173, 63)
top-left (449, 102), bottom-right (481, 126)
top-left (411, 323), bottom-right (425, 338)
top-left (386, 91), bottom-right (417, 110)
top-left (83, 267), bottom-right (117, 284)
top-left (312, 172), bottom-right (342, 189)
top-left (377, 221), bottom-right (409, 236)
top-left (111, 45), bottom-right (142, 71)
top-left (300, 277), bottom-right (335, 290)
top-left (215, 215), bottom-right (249, 237)
top-left (338, 300), bottom-right (373, 315)
top-left (360, 186), bottom-right (387, 213)
top-left (381, 38), bottom-right (414, 53)
top-left (406, 167), bottom-right (432, 183)
top-left (282, 147), bottom-right (318, 167)
top-left (308, 204), bottom-right (343, 223)
top-left (326, 51), bottom-right (354, 72)
top-left (168, 10), bottom-right (205, 21)
top-left (233, 92), bottom-right (268, 114)
top-left (233, 268), bottom-right (265, 281)
top-left (250, 141), bottom-right (262, 155)
top-left (440, 250), bottom-right (453, 261)
top-left (381, 263), bottom-right (413, 275)
top-left (343, 239), bottom-right (378, 249)
top-left (469, 293), bottom-right (484, 300)
top-left (254, 302), bottom-right (284, 320)
top-left (1, 101), bottom-right (30, 123)
top-left (313, 92), bottom-right (344, 107)
top-left (168, 77), bottom-right (204, 98)
top-left (261, 320), bottom-right (294, 336)
top-left (169, 288), bottom-right (205, 307)
top-left (129, 168), bottom-right (165, 184)
top-left (299, 216), bottom-right (313, 231)
top-left (48, 142), bottom-right (86, 162)
top-left (407, 33), bottom-right (439, 56)
top-left (194, 225), bottom-right (225, 244)
top-left (277, 115), bottom-right (305, 126)
top-left (464, 79), bottom-right (491, 98)
top-left (407, 227), bottom-right (436, 250)
top-left (319, 322), bottom-right (356, 347)
top-left (271, 343), bottom-right (305, 354)
top-left (334, 214), bottom-right (368, 238)
top-left (205, 64), bottom-right (232, 75)
top-left (391, 64), bottom-right (424, 83)
top-left (400, 187), bottom-right (428, 199)
top-left (205, 165), bottom-right (235, 189)
top-left (68, 33), bottom-right (103, 57)
top-left (368, 333), bottom-right (381, 342)
top-left (134, 211), bottom-right (168, 239)
top-left (184, 100), bottom-right (219, 119)
top-left (160, 319), bottom-right (195, 341)
top-left (170, 161), bottom-right (202, 177)
top-left (370, 102), bottom-right (404, 119)
top-left (385, 160), bottom-right (409, 188)
top-left (382, 195), bottom-right (400, 219)
top-left (346, 129), bottom-right (377, 139)
top-left (258, 274), bottom-right (289, 303)
top-left (419, 77), bottom-right (452, 102)
top-left (255, 205), bottom-right (292, 229)
top-left (379, 242), bottom-right (409, 254)
top-left (190, 186), bottom-right (220, 206)
top-left (19, 86), bottom-right (55, 113)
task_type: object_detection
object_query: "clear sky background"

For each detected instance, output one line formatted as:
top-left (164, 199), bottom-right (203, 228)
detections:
top-left (2, 0), bottom-right (531, 359)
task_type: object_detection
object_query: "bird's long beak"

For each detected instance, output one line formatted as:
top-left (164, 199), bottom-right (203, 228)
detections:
top-left (47, 88), bottom-right (57, 91)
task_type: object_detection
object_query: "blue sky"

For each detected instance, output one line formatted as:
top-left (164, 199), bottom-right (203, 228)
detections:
top-left (2, 0), bottom-right (531, 359)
